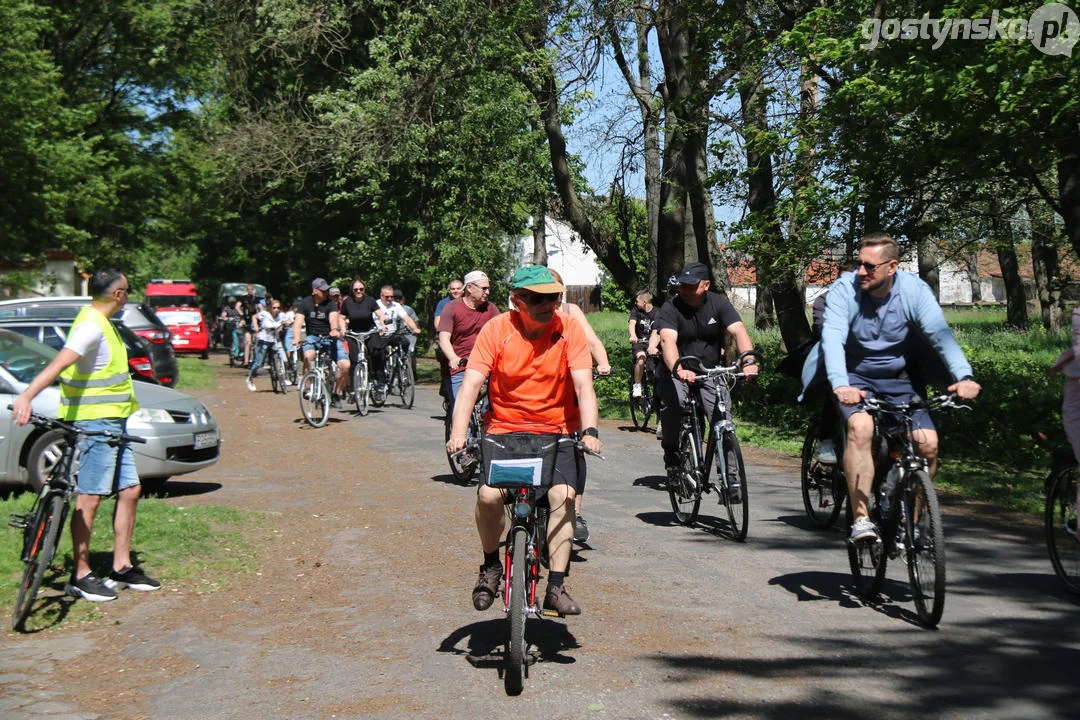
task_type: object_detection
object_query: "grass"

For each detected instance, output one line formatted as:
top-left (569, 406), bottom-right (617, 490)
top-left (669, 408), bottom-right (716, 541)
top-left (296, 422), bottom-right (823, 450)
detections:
top-left (174, 354), bottom-right (217, 390)
top-left (1, 492), bottom-right (260, 632)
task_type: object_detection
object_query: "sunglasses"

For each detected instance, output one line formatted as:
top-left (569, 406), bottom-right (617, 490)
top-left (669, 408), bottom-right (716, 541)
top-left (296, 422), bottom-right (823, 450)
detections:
top-left (352, 287), bottom-right (365, 292)
top-left (519, 291), bottom-right (560, 306)
top-left (859, 260), bottom-right (889, 273)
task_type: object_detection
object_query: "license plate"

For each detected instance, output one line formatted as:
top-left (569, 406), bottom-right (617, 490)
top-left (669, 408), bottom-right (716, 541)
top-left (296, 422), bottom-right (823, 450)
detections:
top-left (173, 338), bottom-right (190, 345)
top-left (194, 429), bottom-right (219, 450)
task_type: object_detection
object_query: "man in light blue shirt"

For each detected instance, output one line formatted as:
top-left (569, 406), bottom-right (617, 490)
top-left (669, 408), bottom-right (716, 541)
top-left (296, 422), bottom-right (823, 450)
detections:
top-left (807, 232), bottom-right (981, 542)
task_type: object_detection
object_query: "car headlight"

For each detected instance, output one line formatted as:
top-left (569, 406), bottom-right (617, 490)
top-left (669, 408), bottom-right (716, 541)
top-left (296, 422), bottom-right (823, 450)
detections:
top-left (127, 407), bottom-right (175, 428)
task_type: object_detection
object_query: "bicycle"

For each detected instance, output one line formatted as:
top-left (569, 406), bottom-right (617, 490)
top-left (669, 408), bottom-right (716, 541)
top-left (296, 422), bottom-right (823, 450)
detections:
top-left (845, 393), bottom-right (966, 627)
top-left (1043, 441), bottom-right (1080, 594)
top-left (225, 319), bottom-right (245, 367)
top-left (298, 338), bottom-right (336, 428)
top-left (800, 410), bottom-right (846, 529)
top-left (345, 329), bottom-right (379, 416)
top-left (285, 343), bottom-right (301, 386)
top-left (629, 353), bottom-right (660, 431)
top-left (7, 409), bottom-right (145, 631)
top-left (253, 339), bottom-right (288, 395)
top-left (465, 432), bottom-right (603, 696)
top-left (372, 330), bottom-right (414, 409)
top-left (667, 351), bottom-right (761, 542)
top-left (444, 379), bottom-right (488, 483)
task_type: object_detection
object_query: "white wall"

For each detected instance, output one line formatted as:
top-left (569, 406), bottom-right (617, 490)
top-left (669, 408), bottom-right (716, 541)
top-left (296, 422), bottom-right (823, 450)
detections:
top-left (516, 216), bottom-right (604, 286)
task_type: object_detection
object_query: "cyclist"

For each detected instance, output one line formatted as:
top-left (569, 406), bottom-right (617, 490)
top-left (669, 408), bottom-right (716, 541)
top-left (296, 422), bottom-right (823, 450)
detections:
top-left (338, 279), bottom-right (386, 389)
top-left (12, 268), bottom-right (160, 602)
top-left (246, 299), bottom-right (289, 391)
top-left (447, 265), bottom-right (601, 617)
top-left (1047, 301), bottom-right (1080, 538)
top-left (393, 288), bottom-right (420, 358)
top-left (437, 270), bottom-right (499, 404)
top-left (801, 232), bottom-right (981, 543)
top-left (370, 285), bottom-right (422, 397)
top-left (656, 262), bottom-right (759, 497)
top-left (220, 297), bottom-right (242, 358)
top-left (239, 283), bottom-right (259, 366)
top-left (629, 289), bottom-right (660, 399)
top-left (434, 279), bottom-right (464, 405)
top-left (292, 277), bottom-right (348, 406)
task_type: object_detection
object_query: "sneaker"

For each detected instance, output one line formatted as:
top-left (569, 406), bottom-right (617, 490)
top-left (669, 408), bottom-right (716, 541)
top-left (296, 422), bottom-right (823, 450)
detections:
top-left (815, 439), bottom-right (837, 464)
top-left (330, 394), bottom-right (341, 409)
top-left (655, 422), bottom-right (663, 439)
top-left (631, 383), bottom-right (643, 398)
top-left (849, 517), bottom-right (878, 543)
top-left (472, 563), bottom-right (502, 611)
top-left (574, 514), bottom-right (590, 544)
top-left (66, 572), bottom-right (118, 602)
top-left (104, 566), bottom-right (161, 592)
top-left (245, 378), bottom-right (256, 392)
top-left (543, 584), bottom-right (581, 616)
top-left (283, 378), bottom-right (291, 387)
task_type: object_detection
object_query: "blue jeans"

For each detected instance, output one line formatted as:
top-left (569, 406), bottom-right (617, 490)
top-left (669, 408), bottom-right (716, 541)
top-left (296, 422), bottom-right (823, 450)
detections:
top-left (248, 340), bottom-right (286, 379)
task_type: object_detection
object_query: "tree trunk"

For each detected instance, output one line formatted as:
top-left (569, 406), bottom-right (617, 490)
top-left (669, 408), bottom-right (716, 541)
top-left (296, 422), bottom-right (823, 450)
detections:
top-left (532, 212), bottom-right (548, 266)
top-left (966, 252), bottom-right (982, 303)
top-left (1058, 122), bottom-right (1080, 264)
top-left (655, 0), bottom-right (691, 284)
top-left (755, 282), bottom-right (775, 329)
top-left (1029, 199), bottom-right (1063, 332)
top-left (996, 243), bottom-right (1028, 330)
top-left (916, 230), bottom-right (940, 298)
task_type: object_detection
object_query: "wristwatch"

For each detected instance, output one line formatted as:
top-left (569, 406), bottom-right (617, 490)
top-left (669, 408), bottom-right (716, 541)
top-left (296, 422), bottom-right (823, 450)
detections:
top-left (583, 427), bottom-right (599, 439)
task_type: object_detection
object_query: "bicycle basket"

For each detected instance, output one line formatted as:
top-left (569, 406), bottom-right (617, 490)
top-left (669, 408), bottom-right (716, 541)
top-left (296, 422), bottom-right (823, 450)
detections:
top-left (481, 432), bottom-right (561, 488)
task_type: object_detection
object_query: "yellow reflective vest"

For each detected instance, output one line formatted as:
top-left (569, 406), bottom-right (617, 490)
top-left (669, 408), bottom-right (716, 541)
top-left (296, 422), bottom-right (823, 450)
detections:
top-left (58, 306), bottom-right (139, 421)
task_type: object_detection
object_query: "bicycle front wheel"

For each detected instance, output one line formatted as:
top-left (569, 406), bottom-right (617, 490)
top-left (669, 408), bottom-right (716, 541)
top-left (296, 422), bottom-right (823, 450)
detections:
top-left (846, 503), bottom-right (887, 601)
top-left (298, 371), bottom-right (330, 428)
top-left (12, 493), bottom-right (66, 631)
top-left (399, 359), bottom-right (415, 409)
top-left (904, 469), bottom-right (946, 626)
top-left (505, 527), bottom-right (527, 696)
top-left (801, 419), bottom-right (844, 529)
top-left (352, 362), bottom-right (370, 416)
top-left (668, 426), bottom-right (702, 525)
top-left (1046, 467), bottom-right (1080, 594)
top-left (719, 431), bottom-right (749, 542)
top-left (271, 355), bottom-right (288, 394)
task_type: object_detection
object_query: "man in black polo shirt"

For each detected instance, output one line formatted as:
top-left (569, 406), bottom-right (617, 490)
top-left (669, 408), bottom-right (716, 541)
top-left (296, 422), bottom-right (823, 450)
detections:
top-left (655, 262), bottom-right (759, 492)
top-left (292, 277), bottom-right (348, 404)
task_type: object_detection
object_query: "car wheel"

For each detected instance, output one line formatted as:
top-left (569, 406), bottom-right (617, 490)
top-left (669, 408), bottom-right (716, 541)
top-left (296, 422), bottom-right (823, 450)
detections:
top-left (27, 430), bottom-right (68, 493)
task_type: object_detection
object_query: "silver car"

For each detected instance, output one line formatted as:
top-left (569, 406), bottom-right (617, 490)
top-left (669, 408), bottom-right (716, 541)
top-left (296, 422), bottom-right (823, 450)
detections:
top-left (0, 329), bottom-right (220, 492)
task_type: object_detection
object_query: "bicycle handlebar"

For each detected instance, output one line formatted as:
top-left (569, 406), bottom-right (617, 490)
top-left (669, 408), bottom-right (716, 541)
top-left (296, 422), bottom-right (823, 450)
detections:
top-left (858, 392), bottom-right (970, 415)
top-left (6, 406), bottom-right (147, 444)
top-left (674, 350), bottom-right (764, 383)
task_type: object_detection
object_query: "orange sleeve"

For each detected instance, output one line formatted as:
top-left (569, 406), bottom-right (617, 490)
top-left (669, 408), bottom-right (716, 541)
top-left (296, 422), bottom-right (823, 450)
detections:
top-left (561, 313), bottom-right (592, 372)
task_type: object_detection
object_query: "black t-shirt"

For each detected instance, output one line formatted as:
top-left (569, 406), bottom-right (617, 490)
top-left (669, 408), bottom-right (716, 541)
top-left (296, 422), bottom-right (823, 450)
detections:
top-left (240, 294), bottom-right (258, 324)
top-left (340, 295), bottom-right (379, 333)
top-left (629, 306), bottom-right (660, 342)
top-left (655, 291), bottom-right (742, 367)
top-left (297, 295), bottom-right (336, 337)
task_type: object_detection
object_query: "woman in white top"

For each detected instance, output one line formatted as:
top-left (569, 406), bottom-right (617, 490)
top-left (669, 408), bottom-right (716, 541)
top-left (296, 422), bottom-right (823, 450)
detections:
top-left (246, 300), bottom-right (289, 391)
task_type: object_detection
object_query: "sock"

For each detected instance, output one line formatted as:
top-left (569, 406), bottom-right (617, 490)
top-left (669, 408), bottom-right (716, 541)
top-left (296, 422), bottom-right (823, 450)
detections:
top-left (483, 550), bottom-right (500, 568)
top-left (547, 571), bottom-right (566, 588)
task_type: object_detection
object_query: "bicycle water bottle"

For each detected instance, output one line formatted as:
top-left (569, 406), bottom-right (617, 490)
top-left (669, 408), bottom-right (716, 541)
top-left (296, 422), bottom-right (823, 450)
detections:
top-left (879, 465), bottom-right (900, 517)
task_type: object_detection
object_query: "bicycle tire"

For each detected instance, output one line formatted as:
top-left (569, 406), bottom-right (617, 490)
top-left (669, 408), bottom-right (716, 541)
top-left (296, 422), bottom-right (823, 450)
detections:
top-left (443, 412), bottom-right (479, 483)
top-left (719, 431), bottom-right (749, 542)
top-left (298, 371), bottom-right (330, 428)
top-left (903, 469), bottom-right (946, 626)
top-left (846, 501), bottom-right (887, 600)
top-left (271, 354), bottom-right (288, 395)
top-left (629, 372), bottom-right (652, 430)
top-left (505, 527), bottom-right (527, 696)
top-left (12, 493), bottom-right (66, 631)
top-left (1046, 467), bottom-right (1080, 594)
top-left (668, 425), bottom-right (702, 525)
top-left (400, 359), bottom-right (415, 409)
top-left (352, 362), bottom-right (370, 416)
top-left (801, 419), bottom-right (844, 529)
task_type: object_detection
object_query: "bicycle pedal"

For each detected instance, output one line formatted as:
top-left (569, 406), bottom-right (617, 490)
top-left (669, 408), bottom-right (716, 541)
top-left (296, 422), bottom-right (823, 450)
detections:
top-left (540, 608), bottom-right (564, 618)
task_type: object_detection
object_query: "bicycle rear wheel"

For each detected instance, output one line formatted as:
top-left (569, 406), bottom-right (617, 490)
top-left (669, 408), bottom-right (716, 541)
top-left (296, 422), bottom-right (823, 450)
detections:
top-left (505, 527), bottom-right (527, 696)
top-left (846, 501), bottom-right (887, 601)
top-left (298, 371), bottom-right (330, 427)
top-left (668, 427), bottom-right (702, 525)
top-left (719, 431), bottom-right (749, 542)
top-left (801, 419), bottom-right (844, 529)
top-left (1046, 467), bottom-right (1080, 594)
top-left (399, 358), bottom-right (415, 409)
top-left (352, 362), bottom-right (370, 416)
top-left (903, 469), bottom-right (946, 626)
top-left (629, 372), bottom-right (652, 430)
top-left (12, 493), bottom-right (66, 631)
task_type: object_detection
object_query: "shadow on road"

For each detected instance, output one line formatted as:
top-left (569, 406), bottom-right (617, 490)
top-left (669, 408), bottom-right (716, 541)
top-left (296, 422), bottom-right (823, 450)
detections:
top-left (144, 480), bottom-right (223, 499)
top-left (438, 617), bottom-right (579, 672)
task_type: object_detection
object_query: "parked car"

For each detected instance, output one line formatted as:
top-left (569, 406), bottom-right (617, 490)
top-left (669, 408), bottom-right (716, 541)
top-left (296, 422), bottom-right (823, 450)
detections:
top-left (0, 297), bottom-right (179, 387)
top-left (155, 306), bottom-right (210, 359)
top-left (0, 329), bottom-right (221, 492)
top-left (0, 312), bottom-right (159, 384)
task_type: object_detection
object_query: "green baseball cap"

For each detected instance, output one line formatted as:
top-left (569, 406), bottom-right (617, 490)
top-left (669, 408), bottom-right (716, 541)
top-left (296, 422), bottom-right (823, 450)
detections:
top-left (510, 266), bottom-right (566, 293)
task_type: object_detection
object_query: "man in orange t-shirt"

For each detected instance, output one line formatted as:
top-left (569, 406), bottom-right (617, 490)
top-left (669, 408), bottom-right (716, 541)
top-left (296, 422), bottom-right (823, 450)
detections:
top-left (446, 266), bottom-right (602, 617)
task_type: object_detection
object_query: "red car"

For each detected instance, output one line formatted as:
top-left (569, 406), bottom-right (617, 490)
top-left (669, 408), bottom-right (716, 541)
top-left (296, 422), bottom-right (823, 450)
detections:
top-left (155, 306), bottom-right (210, 359)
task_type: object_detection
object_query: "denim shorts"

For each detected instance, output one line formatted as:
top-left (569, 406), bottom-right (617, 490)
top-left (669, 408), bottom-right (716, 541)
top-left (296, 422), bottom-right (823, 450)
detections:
top-left (303, 335), bottom-right (347, 362)
top-left (75, 418), bottom-right (140, 496)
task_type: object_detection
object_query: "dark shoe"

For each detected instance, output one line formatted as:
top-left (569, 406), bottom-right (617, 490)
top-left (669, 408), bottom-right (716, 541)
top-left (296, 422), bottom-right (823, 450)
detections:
top-left (543, 584), bottom-right (581, 616)
top-left (472, 563), bottom-right (502, 610)
top-left (104, 566), bottom-right (161, 592)
top-left (66, 572), bottom-right (118, 602)
top-left (573, 514), bottom-right (590, 544)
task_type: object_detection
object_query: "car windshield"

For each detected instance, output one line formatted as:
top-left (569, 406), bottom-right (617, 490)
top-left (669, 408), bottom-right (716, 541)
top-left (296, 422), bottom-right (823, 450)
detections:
top-left (0, 328), bottom-right (56, 384)
top-left (157, 310), bottom-right (202, 326)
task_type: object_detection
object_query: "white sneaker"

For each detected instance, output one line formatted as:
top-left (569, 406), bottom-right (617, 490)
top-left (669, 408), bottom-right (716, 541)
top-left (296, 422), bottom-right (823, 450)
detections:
top-left (631, 384), bottom-right (643, 398)
top-left (815, 439), bottom-right (837, 464)
top-left (849, 517), bottom-right (878, 542)
top-left (245, 378), bottom-right (256, 392)
top-left (283, 378), bottom-right (291, 387)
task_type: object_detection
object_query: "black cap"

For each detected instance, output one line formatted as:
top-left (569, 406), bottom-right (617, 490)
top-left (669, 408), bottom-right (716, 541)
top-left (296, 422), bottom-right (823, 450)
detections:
top-left (676, 262), bottom-right (710, 285)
